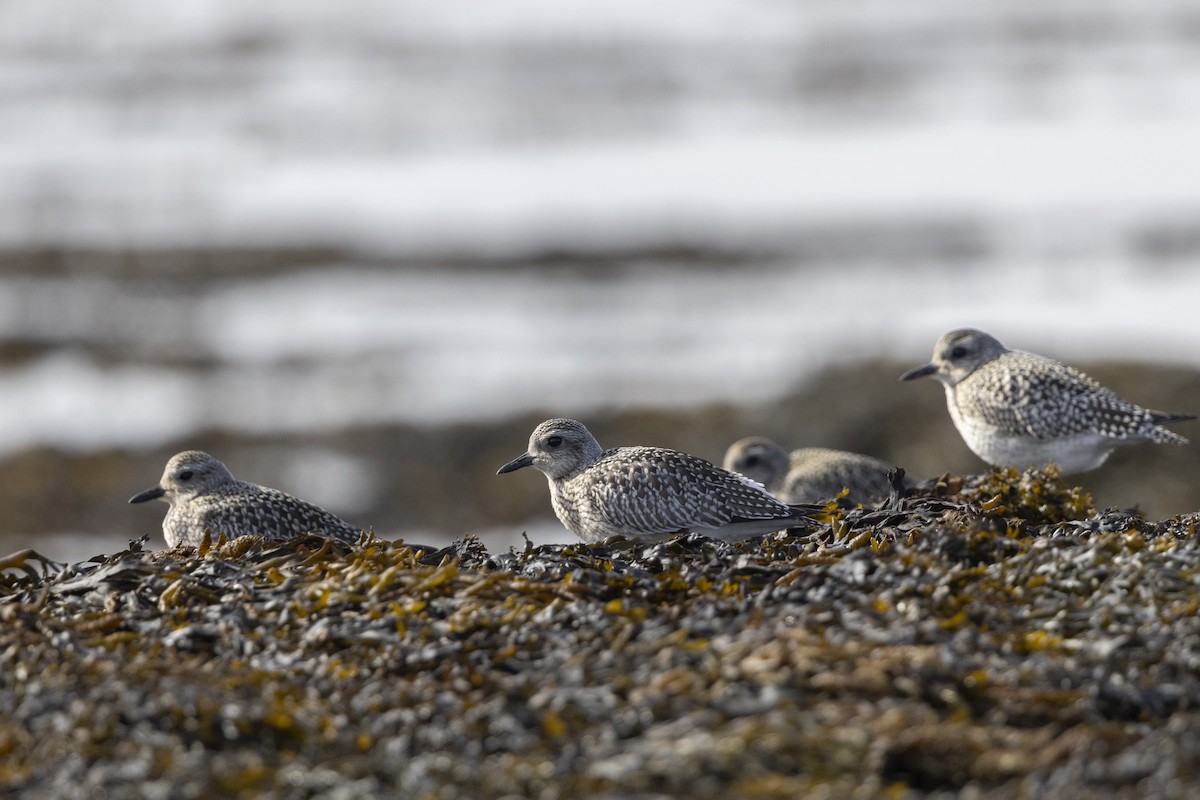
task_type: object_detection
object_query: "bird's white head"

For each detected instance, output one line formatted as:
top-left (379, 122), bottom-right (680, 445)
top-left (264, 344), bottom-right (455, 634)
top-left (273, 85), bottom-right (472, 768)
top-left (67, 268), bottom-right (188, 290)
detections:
top-left (722, 437), bottom-right (789, 487)
top-left (901, 328), bottom-right (1009, 388)
top-left (497, 418), bottom-right (605, 481)
top-left (129, 450), bottom-right (235, 506)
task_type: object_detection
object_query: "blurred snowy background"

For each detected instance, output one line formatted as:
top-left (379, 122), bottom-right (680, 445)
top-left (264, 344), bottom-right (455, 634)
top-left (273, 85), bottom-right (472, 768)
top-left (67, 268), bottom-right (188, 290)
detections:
top-left (2, 0), bottom-right (1199, 560)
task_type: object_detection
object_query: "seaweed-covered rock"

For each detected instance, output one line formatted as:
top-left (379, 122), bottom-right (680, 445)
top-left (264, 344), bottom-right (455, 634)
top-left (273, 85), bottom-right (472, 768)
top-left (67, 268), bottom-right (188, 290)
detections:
top-left (3, 469), bottom-right (1200, 798)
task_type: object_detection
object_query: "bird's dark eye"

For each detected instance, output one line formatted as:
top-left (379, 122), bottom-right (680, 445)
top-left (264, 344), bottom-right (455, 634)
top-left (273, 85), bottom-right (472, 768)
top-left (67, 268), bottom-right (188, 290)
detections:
top-left (546, 435), bottom-right (563, 448)
top-left (950, 346), bottom-right (968, 359)
top-left (178, 470), bottom-right (194, 481)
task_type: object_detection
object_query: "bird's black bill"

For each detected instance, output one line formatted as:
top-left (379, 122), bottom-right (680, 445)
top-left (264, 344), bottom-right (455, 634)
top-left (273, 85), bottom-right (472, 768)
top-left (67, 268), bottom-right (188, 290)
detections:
top-left (128, 485), bottom-right (166, 504)
top-left (899, 363), bottom-right (937, 382)
top-left (497, 453), bottom-right (535, 475)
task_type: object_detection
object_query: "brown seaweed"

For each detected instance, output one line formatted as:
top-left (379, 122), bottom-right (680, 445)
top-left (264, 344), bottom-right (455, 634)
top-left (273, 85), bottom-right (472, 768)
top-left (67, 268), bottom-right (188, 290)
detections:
top-left (3, 468), bottom-right (1200, 798)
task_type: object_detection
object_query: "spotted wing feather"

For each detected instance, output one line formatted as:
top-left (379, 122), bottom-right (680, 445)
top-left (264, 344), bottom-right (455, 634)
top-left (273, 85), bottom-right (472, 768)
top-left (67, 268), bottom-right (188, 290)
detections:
top-left (583, 447), bottom-right (796, 535)
top-left (960, 352), bottom-right (1177, 442)
top-left (782, 449), bottom-right (897, 503)
top-left (187, 483), bottom-right (360, 545)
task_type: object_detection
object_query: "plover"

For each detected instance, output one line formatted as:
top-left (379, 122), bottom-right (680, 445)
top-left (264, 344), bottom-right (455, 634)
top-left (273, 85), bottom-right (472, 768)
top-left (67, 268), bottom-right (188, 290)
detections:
top-left (901, 328), bottom-right (1192, 474)
top-left (129, 450), bottom-right (362, 548)
top-left (498, 418), bottom-right (818, 542)
top-left (723, 437), bottom-right (901, 504)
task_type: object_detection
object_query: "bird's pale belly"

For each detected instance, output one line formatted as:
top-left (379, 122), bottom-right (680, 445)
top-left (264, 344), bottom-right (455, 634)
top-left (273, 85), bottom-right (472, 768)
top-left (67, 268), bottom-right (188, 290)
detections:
top-left (951, 413), bottom-right (1117, 474)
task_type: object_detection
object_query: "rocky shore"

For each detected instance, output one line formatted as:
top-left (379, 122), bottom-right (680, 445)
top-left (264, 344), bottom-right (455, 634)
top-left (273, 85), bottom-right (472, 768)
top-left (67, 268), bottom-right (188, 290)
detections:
top-left (4, 468), bottom-right (1200, 798)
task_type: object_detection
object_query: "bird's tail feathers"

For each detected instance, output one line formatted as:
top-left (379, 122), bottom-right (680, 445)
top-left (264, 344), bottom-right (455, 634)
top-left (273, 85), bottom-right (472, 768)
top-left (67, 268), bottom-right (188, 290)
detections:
top-left (1150, 410), bottom-right (1195, 425)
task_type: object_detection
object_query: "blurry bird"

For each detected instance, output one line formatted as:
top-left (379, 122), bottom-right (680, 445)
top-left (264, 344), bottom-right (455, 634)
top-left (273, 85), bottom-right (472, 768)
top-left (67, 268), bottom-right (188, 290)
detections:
top-left (723, 437), bottom-right (903, 504)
